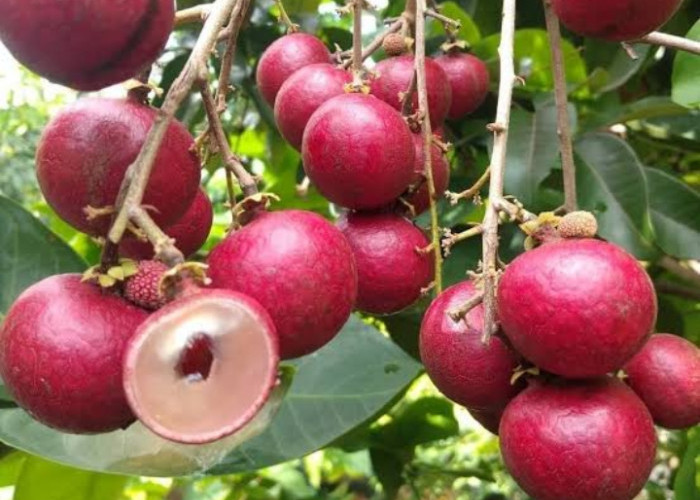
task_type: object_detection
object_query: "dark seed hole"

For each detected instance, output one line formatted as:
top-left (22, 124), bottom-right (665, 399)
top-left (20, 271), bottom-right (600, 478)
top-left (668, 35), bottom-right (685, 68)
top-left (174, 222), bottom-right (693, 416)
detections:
top-left (176, 333), bottom-right (214, 382)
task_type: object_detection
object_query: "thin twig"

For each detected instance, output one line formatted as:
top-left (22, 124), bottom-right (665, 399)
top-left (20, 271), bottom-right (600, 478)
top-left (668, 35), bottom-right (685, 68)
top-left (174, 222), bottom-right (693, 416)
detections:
top-left (130, 208), bottom-right (184, 266)
top-left (658, 256), bottom-right (700, 288)
top-left (216, 0), bottom-right (250, 112)
top-left (107, 0), bottom-right (240, 246)
top-left (542, 0), bottom-right (577, 213)
top-left (340, 18), bottom-right (405, 69)
top-left (446, 167), bottom-right (490, 205)
top-left (424, 8), bottom-right (460, 30)
top-left (175, 4), bottom-right (212, 26)
top-left (448, 291), bottom-right (484, 322)
top-left (655, 280), bottom-right (700, 302)
top-left (199, 79), bottom-right (258, 198)
top-left (274, 0), bottom-right (299, 33)
top-left (350, 0), bottom-right (364, 88)
top-left (442, 225), bottom-right (484, 253)
top-left (400, 70), bottom-right (417, 116)
top-left (637, 31), bottom-right (700, 56)
top-left (479, 0), bottom-right (518, 342)
top-left (416, 0), bottom-right (443, 294)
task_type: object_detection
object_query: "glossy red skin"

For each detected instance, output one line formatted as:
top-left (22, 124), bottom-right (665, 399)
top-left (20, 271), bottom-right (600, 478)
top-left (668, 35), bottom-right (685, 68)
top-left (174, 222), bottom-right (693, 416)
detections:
top-left (256, 33), bottom-right (331, 106)
top-left (403, 133), bottom-right (450, 216)
top-left (624, 333), bottom-right (700, 429)
top-left (420, 281), bottom-right (523, 411)
top-left (207, 210), bottom-right (358, 359)
top-left (120, 188), bottom-right (213, 260)
top-left (0, 275), bottom-right (148, 433)
top-left (500, 378), bottom-right (656, 500)
top-left (274, 64), bottom-right (351, 150)
top-left (551, 0), bottom-right (683, 41)
top-left (370, 55), bottom-right (452, 127)
top-left (0, 0), bottom-right (173, 91)
top-left (36, 98), bottom-right (201, 237)
top-left (435, 53), bottom-right (490, 119)
top-left (302, 93), bottom-right (415, 210)
top-left (337, 212), bottom-right (433, 315)
top-left (497, 238), bottom-right (656, 378)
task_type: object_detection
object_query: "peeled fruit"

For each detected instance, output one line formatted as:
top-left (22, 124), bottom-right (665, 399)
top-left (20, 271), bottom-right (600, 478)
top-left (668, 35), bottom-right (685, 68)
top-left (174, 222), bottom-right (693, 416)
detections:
top-left (256, 33), bottom-right (331, 106)
top-left (274, 63), bottom-right (351, 150)
top-left (420, 281), bottom-right (522, 411)
top-left (0, 274), bottom-right (148, 433)
top-left (36, 98), bottom-right (201, 236)
top-left (207, 210), bottom-right (358, 359)
top-left (435, 53), bottom-right (489, 119)
top-left (500, 378), bottom-right (656, 500)
top-left (120, 188), bottom-right (214, 260)
top-left (338, 212), bottom-right (433, 315)
top-left (124, 260), bottom-right (169, 310)
top-left (403, 133), bottom-right (450, 216)
top-left (302, 93), bottom-right (415, 210)
top-left (370, 55), bottom-right (452, 127)
top-left (624, 333), bottom-right (700, 429)
top-left (551, 0), bottom-right (683, 41)
top-left (0, 0), bottom-right (173, 91)
top-left (497, 238), bottom-right (656, 378)
top-left (123, 288), bottom-right (279, 444)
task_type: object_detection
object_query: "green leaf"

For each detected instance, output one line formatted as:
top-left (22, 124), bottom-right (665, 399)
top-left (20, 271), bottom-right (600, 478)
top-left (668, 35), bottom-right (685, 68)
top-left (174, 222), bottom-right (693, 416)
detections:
top-left (672, 19), bottom-right (700, 109)
top-left (0, 369), bottom-right (292, 477)
top-left (645, 168), bottom-right (700, 259)
top-left (14, 456), bottom-right (126, 500)
top-left (428, 2), bottom-right (481, 46)
top-left (0, 196), bottom-right (86, 314)
top-left (575, 133), bottom-right (656, 259)
top-left (504, 102), bottom-right (564, 209)
top-left (584, 40), bottom-right (650, 94)
top-left (208, 317), bottom-right (422, 473)
top-left (674, 428), bottom-right (700, 500)
top-left (473, 29), bottom-right (588, 95)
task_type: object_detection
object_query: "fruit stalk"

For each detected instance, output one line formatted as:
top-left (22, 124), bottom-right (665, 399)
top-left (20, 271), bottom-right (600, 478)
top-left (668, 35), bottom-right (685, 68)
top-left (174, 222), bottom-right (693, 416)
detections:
top-left (479, 0), bottom-right (518, 342)
top-left (339, 18), bottom-right (405, 69)
top-left (107, 0), bottom-right (241, 247)
top-left (638, 31), bottom-right (700, 55)
top-left (415, 0), bottom-right (443, 293)
top-left (542, 0), bottom-right (577, 213)
top-left (217, 0), bottom-right (251, 111)
top-left (175, 4), bottom-right (212, 26)
top-left (350, 0), bottom-right (364, 87)
top-left (274, 0), bottom-right (299, 33)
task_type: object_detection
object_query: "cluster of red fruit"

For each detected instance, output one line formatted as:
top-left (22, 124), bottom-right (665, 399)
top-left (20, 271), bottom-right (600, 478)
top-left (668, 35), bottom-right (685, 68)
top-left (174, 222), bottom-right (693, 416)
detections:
top-left (421, 213), bottom-right (700, 500)
top-left (255, 31), bottom-right (489, 316)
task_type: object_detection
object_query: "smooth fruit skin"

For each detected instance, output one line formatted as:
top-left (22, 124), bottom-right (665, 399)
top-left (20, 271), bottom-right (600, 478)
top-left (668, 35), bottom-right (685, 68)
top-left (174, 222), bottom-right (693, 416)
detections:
top-left (256, 33), bottom-right (331, 106)
top-left (0, 274), bottom-right (148, 433)
top-left (120, 188), bottom-right (213, 260)
top-left (338, 212), bottom-right (434, 315)
top-left (435, 53), bottom-right (490, 119)
top-left (403, 133), bottom-right (450, 216)
top-left (469, 408), bottom-right (502, 435)
top-left (420, 281), bottom-right (522, 411)
top-left (624, 333), bottom-right (700, 429)
top-left (302, 93), bottom-right (415, 210)
top-left (123, 288), bottom-right (279, 444)
top-left (36, 98), bottom-right (201, 237)
top-left (0, 0), bottom-right (173, 91)
top-left (497, 238), bottom-right (656, 378)
top-left (207, 210), bottom-right (358, 359)
top-left (500, 377), bottom-right (656, 500)
top-left (551, 0), bottom-right (683, 41)
top-left (274, 63), bottom-right (351, 151)
top-left (370, 55), bottom-right (452, 127)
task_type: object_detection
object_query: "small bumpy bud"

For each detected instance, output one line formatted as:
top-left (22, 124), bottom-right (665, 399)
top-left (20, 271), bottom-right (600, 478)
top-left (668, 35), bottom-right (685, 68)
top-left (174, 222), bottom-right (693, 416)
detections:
top-left (124, 260), bottom-right (169, 310)
top-left (558, 211), bottom-right (598, 239)
top-left (383, 33), bottom-right (409, 56)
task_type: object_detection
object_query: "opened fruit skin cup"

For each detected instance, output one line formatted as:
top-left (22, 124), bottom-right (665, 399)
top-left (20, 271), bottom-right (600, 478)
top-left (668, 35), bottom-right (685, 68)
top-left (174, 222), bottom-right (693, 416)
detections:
top-left (123, 288), bottom-right (280, 445)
